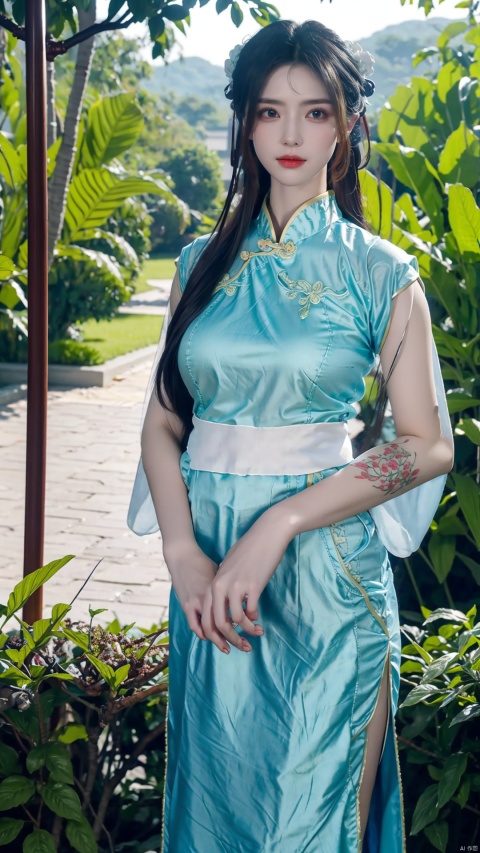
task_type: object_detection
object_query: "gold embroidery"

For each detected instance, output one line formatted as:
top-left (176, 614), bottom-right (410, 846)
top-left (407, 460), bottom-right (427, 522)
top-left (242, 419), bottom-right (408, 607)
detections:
top-left (278, 270), bottom-right (349, 319)
top-left (213, 239), bottom-right (297, 295)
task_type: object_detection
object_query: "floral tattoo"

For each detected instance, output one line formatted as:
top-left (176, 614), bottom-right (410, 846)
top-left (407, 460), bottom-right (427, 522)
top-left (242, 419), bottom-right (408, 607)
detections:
top-left (353, 440), bottom-right (420, 495)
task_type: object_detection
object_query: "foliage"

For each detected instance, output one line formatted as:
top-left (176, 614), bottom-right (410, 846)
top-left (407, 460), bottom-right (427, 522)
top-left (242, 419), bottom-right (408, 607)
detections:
top-left (0, 560), bottom-right (169, 852)
top-left (359, 13), bottom-right (480, 851)
top-left (396, 604), bottom-right (480, 852)
top-left (159, 142), bottom-right (224, 213)
top-left (48, 340), bottom-right (104, 366)
top-left (359, 11), bottom-right (480, 592)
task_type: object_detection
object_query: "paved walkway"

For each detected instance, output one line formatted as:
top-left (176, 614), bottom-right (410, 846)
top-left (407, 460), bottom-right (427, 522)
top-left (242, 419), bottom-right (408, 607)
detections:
top-left (0, 348), bottom-right (172, 630)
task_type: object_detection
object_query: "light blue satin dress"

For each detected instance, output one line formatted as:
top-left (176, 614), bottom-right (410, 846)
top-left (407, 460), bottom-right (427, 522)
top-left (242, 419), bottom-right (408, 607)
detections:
top-left (134, 191), bottom-right (450, 853)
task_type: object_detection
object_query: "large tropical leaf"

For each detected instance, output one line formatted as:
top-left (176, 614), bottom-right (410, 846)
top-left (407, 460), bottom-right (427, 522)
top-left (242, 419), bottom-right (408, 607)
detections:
top-left (0, 131), bottom-right (23, 189)
top-left (438, 122), bottom-right (480, 188)
top-left (373, 142), bottom-right (444, 238)
top-left (64, 168), bottom-right (173, 240)
top-left (82, 93), bottom-right (144, 169)
top-left (358, 170), bottom-right (392, 239)
top-left (448, 184), bottom-right (480, 258)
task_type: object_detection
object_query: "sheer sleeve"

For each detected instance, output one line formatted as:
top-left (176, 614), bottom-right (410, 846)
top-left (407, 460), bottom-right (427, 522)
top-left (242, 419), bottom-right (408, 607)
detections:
top-left (365, 240), bottom-right (454, 557)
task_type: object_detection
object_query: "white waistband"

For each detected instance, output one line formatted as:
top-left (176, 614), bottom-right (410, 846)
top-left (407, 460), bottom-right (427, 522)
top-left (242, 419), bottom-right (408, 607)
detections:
top-left (186, 414), bottom-right (354, 476)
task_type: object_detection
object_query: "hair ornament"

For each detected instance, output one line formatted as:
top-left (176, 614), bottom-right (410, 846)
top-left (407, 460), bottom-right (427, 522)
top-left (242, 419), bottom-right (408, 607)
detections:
top-left (224, 42), bottom-right (244, 82)
top-left (343, 41), bottom-right (375, 78)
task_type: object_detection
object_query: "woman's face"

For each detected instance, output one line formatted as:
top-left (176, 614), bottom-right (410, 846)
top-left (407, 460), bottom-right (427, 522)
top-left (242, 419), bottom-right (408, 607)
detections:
top-left (250, 63), bottom-right (357, 197)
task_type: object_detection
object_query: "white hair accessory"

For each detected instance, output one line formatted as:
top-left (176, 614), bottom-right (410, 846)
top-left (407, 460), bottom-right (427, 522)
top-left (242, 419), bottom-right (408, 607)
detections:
top-left (344, 41), bottom-right (375, 78)
top-left (224, 42), bottom-right (245, 82)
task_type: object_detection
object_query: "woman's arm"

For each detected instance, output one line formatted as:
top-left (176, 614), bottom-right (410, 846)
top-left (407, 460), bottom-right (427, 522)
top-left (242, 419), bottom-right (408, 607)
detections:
top-left (267, 279), bottom-right (454, 537)
top-left (140, 269), bottom-right (198, 568)
top-left (142, 271), bottom-right (252, 652)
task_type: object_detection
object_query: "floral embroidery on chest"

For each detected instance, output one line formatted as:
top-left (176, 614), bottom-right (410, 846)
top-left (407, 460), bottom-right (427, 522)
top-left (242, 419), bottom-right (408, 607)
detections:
top-left (212, 238), bottom-right (297, 296)
top-left (278, 271), bottom-right (349, 320)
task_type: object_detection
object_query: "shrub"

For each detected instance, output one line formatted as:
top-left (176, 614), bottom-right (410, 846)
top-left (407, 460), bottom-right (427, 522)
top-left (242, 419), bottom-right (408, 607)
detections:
top-left (397, 604), bottom-right (480, 852)
top-left (0, 558), bottom-right (169, 852)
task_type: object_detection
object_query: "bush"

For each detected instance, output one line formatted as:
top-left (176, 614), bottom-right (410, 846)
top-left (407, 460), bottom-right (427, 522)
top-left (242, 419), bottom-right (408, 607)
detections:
top-left (0, 559), bottom-right (168, 852)
top-left (397, 605), bottom-right (480, 852)
top-left (48, 340), bottom-right (103, 366)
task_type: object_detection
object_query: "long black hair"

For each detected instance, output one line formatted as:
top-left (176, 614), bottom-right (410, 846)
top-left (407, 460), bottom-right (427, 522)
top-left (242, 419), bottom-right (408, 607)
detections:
top-left (155, 19), bottom-right (385, 453)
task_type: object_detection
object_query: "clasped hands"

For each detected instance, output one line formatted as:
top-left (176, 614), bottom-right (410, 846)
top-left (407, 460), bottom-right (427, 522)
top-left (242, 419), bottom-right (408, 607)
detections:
top-left (172, 508), bottom-right (292, 656)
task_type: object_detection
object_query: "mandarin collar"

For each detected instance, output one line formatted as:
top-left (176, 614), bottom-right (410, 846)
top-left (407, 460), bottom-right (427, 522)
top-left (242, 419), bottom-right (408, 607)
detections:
top-left (255, 190), bottom-right (341, 246)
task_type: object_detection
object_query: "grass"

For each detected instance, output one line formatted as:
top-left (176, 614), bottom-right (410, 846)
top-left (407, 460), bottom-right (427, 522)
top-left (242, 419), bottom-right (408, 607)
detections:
top-left (135, 255), bottom-right (177, 293)
top-left (78, 314), bottom-right (164, 362)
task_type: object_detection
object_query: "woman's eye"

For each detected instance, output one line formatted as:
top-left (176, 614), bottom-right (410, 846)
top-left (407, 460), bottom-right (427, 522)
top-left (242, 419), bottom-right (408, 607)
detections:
top-left (309, 109), bottom-right (327, 119)
top-left (259, 108), bottom-right (278, 119)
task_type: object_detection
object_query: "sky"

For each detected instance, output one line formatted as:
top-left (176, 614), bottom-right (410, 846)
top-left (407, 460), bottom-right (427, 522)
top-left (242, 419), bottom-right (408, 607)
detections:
top-left (97, 0), bottom-right (468, 67)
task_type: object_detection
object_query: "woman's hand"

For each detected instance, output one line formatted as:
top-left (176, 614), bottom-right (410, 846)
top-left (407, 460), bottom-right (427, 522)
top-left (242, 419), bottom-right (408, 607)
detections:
top-left (200, 508), bottom-right (293, 654)
top-left (166, 544), bottom-right (219, 642)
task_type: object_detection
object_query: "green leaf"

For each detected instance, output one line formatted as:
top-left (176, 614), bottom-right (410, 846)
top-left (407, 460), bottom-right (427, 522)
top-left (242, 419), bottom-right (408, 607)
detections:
top-left (457, 553), bottom-right (480, 584)
top-left (85, 654), bottom-right (116, 689)
top-left (23, 829), bottom-right (56, 853)
top-left (0, 743), bottom-right (21, 778)
top-left (162, 3), bottom-right (190, 20)
top-left (0, 776), bottom-right (35, 810)
top-left (423, 608), bottom-right (468, 624)
top-left (113, 663), bottom-right (131, 690)
top-left (44, 744), bottom-right (74, 785)
top-left (42, 780), bottom-right (83, 821)
top-left (51, 603), bottom-right (71, 626)
top-left (88, 606), bottom-right (108, 619)
top-left (358, 170), bottom-right (392, 239)
top-left (230, 2), bottom-right (243, 26)
top-left (410, 783), bottom-right (440, 833)
top-left (33, 618), bottom-right (51, 645)
top-left (437, 752), bottom-right (468, 807)
top-left (6, 556), bottom-right (74, 618)
top-left (452, 473), bottom-right (480, 549)
top-left (65, 169), bottom-right (174, 240)
top-left (420, 653), bottom-right (459, 683)
top-left (454, 776), bottom-right (471, 807)
top-left (437, 21), bottom-right (468, 47)
top-left (446, 392), bottom-right (480, 414)
top-left (56, 724), bottom-right (89, 744)
top-left (455, 418), bottom-right (480, 445)
top-left (0, 131), bottom-right (23, 188)
top-left (423, 820), bottom-right (448, 853)
top-left (148, 13), bottom-right (165, 40)
top-left (449, 703), bottom-right (480, 726)
top-left (373, 142), bottom-right (444, 238)
top-left (82, 93), bottom-right (144, 169)
top-left (0, 817), bottom-right (24, 847)
top-left (448, 184), bottom-right (480, 257)
top-left (427, 535), bottom-right (456, 582)
top-left (0, 281), bottom-right (26, 310)
top-left (0, 665), bottom-right (32, 687)
top-left (400, 684), bottom-right (444, 707)
top-left (66, 816), bottom-right (98, 853)
top-left (438, 122), bottom-right (480, 189)
top-left (26, 745), bottom-right (47, 774)
top-left (61, 627), bottom-right (90, 652)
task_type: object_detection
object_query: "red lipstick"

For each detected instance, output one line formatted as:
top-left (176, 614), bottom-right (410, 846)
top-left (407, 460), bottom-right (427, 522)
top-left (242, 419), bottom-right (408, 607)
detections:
top-left (276, 155), bottom-right (306, 169)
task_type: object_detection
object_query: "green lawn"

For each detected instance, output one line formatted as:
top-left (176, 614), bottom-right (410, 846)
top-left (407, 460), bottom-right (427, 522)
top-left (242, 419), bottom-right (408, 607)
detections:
top-left (79, 314), bottom-right (164, 362)
top-left (135, 255), bottom-right (177, 293)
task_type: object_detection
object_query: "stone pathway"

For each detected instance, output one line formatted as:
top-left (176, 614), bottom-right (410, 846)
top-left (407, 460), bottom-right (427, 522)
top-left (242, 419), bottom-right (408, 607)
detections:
top-left (0, 358), bottom-right (172, 630)
top-left (117, 279), bottom-right (171, 315)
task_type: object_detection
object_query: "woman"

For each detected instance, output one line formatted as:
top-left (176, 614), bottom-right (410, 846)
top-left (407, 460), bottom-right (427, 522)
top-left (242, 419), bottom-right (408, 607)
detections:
top-left (128, 19), bottom-right (453, 853)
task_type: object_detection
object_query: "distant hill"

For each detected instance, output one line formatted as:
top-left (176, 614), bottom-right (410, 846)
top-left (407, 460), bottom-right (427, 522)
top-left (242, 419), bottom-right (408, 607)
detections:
top-left (141, 17), bottom-right (459, 120)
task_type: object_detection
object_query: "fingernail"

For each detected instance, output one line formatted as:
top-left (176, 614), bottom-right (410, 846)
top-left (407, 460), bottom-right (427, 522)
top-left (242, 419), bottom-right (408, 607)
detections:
top-left (255, 626), bottom-right (264, 634)
top-left (222, 646), bottom-right (230, 654)
top-left (242, 642), bottom-right (252, 652)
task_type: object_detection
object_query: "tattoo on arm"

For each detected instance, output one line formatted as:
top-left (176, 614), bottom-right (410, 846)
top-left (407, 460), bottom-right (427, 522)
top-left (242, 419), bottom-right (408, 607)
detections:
top-left (353, 440), bottom-right (420, 496)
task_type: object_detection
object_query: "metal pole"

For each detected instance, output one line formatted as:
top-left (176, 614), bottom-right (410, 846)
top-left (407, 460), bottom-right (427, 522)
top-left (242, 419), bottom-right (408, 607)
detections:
top-left (22, 0), bottom-right (48, 625)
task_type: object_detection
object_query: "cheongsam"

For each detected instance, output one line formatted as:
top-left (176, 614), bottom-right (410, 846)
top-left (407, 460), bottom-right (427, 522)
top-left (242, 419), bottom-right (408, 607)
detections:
top-left (128, 190), bottom-right (451, 853)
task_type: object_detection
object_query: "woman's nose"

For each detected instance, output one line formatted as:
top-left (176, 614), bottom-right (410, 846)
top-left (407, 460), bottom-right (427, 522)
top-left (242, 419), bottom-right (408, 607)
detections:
top-left (281, 119), bottom-right (303, 146)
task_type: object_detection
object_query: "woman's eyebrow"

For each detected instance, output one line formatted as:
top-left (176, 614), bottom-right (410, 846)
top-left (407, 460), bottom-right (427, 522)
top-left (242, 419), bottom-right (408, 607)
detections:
top-left (257, 97), bottom-right (332, 105)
